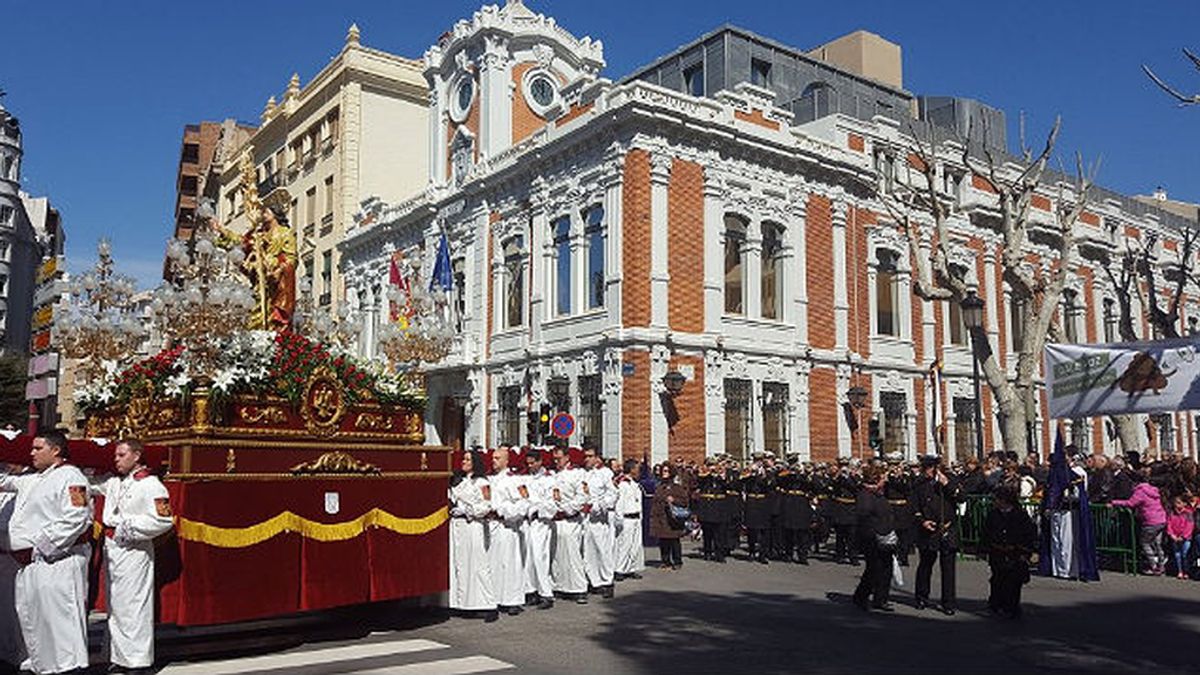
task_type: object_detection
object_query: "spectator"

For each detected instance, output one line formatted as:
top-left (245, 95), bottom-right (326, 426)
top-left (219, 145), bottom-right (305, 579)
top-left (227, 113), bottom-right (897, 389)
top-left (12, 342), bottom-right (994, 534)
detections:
top-left (1112, 468), bottom-right (1168, 576)
top-left (1166, 495), bottom-right (1195, 579)
top-left (982, 484), bottom-right (1037, 619)
top-left (650, 463), bottom-right (689, 570)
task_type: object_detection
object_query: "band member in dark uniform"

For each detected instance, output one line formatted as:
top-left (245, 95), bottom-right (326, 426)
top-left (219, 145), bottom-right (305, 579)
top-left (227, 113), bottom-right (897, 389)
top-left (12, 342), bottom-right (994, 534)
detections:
top-left (831, 460), bottom-right (860, 565)
top-left (723, 461), bottom-right (744, 558)
top-left (811, 464), bottom-right (833, 557)
top-left (885, 456), bottom-right (916, 567)
top-left (913, 454), bottom-right (964, 615)
top-left (694, 459), bottom-right (729, 562)
top-left (852, 464), bottom-right (896, 612)
top-left (777, 462), bottom-right (814, 564)
top-left (982, 484), bottom-right (1037, 619)
top-left (742, 460), bottom-right (774, 564)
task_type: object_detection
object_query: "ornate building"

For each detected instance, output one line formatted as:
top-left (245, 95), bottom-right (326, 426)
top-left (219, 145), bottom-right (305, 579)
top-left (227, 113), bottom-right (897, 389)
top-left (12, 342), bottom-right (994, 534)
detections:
top-left (341, 1), bottom-right (1198, 463)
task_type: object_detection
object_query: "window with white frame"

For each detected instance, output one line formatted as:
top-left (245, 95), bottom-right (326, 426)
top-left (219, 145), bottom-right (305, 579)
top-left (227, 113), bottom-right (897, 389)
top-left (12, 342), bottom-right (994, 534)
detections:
top-left (761, 222), bottom-right (784, 320)
top-left (762, 382), bottom-right (789, 457)
top-left (724, 215), bottom-right (747, 315)
top-left (0, 205), bottom-right (13, 228)
top-left (504, 236), bottom-right (525, 329)
top-left (947, 265), bottom-right (968, 346)
top-left (552, 216), bottom-right (572, 316)
top-left (1063, 289), bottom-right (1081, 343)
top-left (1070, 418), bottom-right (1089, 454)
top-left (953, 397), bottom-right (976, 458)
top-left (880, 391), bottom-right (907, 456)
top-left (1103, 298), bottom-right (1117, 342)
top-left (497, 385), bottom-right (522, 446)
top-left (875, 249), bottom-right (900, 337)
top-left (0, 240), bottom-right (8, 261)
top-left (578, 374), bottom-right (603, 453)
top-left (584, 205), bottom-right (605, 309)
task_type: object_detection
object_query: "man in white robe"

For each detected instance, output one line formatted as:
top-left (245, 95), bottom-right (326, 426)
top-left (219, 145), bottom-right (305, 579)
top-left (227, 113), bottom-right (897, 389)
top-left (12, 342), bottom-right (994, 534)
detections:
top-left (523, 449), bottom-right (556, 609)
top-left (448, 451), bottom-right (498, 622)
top-left (1, 429), bottom-right (92, 675)
top-left (613, 458), bottom-right (646, 580)
top-left (581, 447), bottom-right (617, 598)
top-left (95, 439), bottom-right (175, 672)
top-left (488, 447), bottom-right (528, 615)
top-left (550, 446), bottom-right (588, 603)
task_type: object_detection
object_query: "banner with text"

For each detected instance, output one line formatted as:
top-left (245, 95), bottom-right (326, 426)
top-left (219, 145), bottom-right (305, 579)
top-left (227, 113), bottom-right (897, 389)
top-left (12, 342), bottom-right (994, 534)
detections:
top-left (1045, 339), bottom-right (1200, 419)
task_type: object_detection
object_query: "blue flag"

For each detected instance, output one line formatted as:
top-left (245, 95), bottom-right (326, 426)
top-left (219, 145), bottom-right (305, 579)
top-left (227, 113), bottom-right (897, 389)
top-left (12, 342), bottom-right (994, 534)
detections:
top-left (430, 231), bottom-right (453, 293)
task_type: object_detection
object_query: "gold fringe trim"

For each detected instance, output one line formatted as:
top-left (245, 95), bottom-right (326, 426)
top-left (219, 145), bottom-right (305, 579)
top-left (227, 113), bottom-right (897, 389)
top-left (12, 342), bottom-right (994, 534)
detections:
top-left (175, 507), bottom-right (449, 548)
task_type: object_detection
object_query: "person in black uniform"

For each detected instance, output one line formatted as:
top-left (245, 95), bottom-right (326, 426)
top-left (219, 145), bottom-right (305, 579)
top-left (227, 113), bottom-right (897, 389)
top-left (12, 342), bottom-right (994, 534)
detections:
top-left (884, 456), bottom-right (916, 567)
top-left (981, 483), bottom-right (1037, 619)
top-left (811, 464), bottom-right (833, 558)
top-left (831, 460), bottom-right (860, 565)
top-left (852, 464), bottom-right (896, 611)
top-left (742, 459), bottom-right (774, 564)
top-left (723, 460), bottom-right (743, 558)
top-left (694, 459), bottom-right (729, 562)
top-left (913, 455), bottom-right (963, 615)
top-left (777, 462), bottom-right (814, 564)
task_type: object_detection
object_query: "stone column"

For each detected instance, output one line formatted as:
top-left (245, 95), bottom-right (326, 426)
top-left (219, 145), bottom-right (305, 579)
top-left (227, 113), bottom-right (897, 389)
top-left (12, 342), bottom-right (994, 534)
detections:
top-left (705, 351), bottom-right (725, 457)
top-left (793, 361), bottom-right (812, 461)
top-left (836, 363), bottom-right (852, 458)
top-left (703, 169), bottom-right (725, 332)
top-left (649, 154), bottom-right (672, 329)
top-left (744, 218), bottom-right (764, 319)
top-left (832, 200), bottom-right (850, 350)
top-left (602, 147), bottom-right (625, 327)
top-left (650, 345), bottom-right (670, 464)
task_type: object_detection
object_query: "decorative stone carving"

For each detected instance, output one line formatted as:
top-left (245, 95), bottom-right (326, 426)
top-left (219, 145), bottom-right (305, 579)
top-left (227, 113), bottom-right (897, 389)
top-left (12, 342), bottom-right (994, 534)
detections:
top-left (705, 351), bottom-right (724, 399)
top-left (650, 345), bottom-right (671, 394)
top-left (580, 349), bottom-right (599, 375)
top-left (531, 43), bottom-right (555, 70)
top-left (726, 352), bottom-right (748, 379)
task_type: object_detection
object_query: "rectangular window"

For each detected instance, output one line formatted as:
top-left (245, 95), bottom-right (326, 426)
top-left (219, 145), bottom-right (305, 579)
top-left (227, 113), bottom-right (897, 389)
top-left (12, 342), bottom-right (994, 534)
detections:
top-left (761, 223), bottom-right (782, 320)
top-left (0, 273), bottom-right (8, 296)
top-left (306, 187), bottom-right (317, 227)
top-left (751, 58), bottom-right (772, 87)
top-left (1103, 298), bottom-right (1117, 342)
top-left (1152, 413), bottom-right (1174, 453)
top-left (876, 250), bottom-right (899, 336)
top-left (762, 382), bottom-right (789, 457)
top-left (724, 216), bottom-right (745, 315)
top-left (324, 176), bottom-right (335, 218)
top-left (1070, 419), bottom-right (1090, 454)
top-left (548, 377), bottom-right (571, 414)
top-left (327, 109), bottom-right (340, 142)
top-left (180, 175), bottom-right (198, 196)
top-left (504, 236), bottom-right (525, 329)
top-left (303, 256), bottom-right (314, 296)
top-left (880, 392), bottom-right (907, 457)
top-left (953, 397), bottom-right (977, 460)
top-left (0, 241), bottom-right (8, 261)
top-left (724, 379), bottom-right (752, 461)
top-left (498, 385), bottom-right (522, 446)
top-left (683, 63), bottom-right (704, 97)
top-left (181, 143), bottom-right (200, 164)
top-left (578, 375), bottom-right (603, 453)
top-left (0, 205), bottom-right (11, 227)
top-left (321, 250), bottom-right (333, 292)
top-left (453, 257), bottom-right (466, 332)
top-left (1063, 290), bottom-right (1080, 343)
top-left (553, 216), bottom-right (572, 316)
top-left (585, 206), bottom-right (605, 309)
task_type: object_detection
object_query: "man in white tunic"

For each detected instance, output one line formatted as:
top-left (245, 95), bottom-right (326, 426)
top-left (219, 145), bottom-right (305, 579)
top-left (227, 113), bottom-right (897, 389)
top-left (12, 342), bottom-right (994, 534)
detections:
top-left (0, 429), bottom-right (92, 675)
top-left (581, 447), bottom-right (617, 598)
top-left (613, 458), bottom-right (646, 580)
top-left (96, 439), bottom-right (174, 673)
top-left (488, 447), bottom-right (528, 615)
top-left (523, 449), bottom-right (556, 610)
top-left (448, 451), bottom-right (498, 622)
top-left (550, 446), bottom-right (588, 604)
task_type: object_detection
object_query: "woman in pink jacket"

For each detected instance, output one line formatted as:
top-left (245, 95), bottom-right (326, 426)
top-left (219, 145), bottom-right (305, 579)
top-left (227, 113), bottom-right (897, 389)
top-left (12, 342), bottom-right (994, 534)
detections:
top-left (1165, 496), bottom-right (1195, 579)
top-left (1111, 470), bottom-right (1167, 576)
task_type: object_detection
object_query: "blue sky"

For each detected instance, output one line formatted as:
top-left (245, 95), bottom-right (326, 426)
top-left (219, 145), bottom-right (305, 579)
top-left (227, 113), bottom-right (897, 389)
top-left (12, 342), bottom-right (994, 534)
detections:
top-left (2, 0), bottom-right (1199, 288)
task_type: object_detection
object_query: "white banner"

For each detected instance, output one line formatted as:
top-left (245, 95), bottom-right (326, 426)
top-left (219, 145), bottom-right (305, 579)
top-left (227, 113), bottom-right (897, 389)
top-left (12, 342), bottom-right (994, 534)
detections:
top-left (1044, 338), bottom-right (1200, 419)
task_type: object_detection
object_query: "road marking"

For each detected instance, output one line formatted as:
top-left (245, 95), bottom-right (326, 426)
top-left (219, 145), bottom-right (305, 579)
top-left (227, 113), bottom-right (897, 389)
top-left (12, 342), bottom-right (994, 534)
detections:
top-left (158, 638), bottom-right (450, 674)
top-left (350, 655), bottom-right (516, 674)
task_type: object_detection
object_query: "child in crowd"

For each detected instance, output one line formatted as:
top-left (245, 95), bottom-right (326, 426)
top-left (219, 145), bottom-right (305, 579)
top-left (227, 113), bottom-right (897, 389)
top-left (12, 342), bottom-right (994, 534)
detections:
top-left (1166, 495), bottom-right (1195, 579)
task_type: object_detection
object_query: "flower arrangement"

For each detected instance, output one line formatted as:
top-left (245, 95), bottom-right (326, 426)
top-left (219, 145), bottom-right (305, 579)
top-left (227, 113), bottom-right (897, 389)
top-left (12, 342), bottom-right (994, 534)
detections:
top-left (74, 330), bottom-right (423, 416)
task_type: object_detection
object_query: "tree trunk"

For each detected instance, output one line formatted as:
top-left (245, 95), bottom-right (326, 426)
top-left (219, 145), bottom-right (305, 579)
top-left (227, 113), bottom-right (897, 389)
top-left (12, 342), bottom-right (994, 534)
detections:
top-left (1111, 414), bottom-right (1140, 455)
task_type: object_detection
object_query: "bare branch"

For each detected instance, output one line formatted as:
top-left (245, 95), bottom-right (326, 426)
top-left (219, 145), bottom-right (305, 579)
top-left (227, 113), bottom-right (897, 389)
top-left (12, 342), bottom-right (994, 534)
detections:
top-left (1185, 47), bottom-right (1200, 72)
top-left (1142, 64), bottom-right (1200, 105)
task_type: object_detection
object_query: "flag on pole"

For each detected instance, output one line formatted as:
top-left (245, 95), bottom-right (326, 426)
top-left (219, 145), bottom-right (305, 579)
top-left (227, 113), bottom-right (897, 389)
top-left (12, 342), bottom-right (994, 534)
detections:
top-left (430, 231), bottom-right (453, 293)
top-left (388, 250), bottom-right (412, 327)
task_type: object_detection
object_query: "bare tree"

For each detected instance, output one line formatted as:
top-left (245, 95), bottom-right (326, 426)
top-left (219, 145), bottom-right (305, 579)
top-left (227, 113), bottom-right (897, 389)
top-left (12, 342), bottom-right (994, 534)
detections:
top-left (872, 118), bottom-right (1097, 455)
top-left (1143, 48), bottom-right (1200, 105)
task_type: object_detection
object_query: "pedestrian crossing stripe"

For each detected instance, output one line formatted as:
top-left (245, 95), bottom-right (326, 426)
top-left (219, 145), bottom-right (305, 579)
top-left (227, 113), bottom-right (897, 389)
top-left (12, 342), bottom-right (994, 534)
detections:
top-left (157, 638), bottom-right (450, 674)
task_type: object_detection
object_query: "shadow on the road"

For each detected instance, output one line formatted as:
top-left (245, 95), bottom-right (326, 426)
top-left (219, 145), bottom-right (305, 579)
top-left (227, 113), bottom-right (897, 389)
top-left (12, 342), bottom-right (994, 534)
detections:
top-left (592, 584), bottom-right (1200, 674)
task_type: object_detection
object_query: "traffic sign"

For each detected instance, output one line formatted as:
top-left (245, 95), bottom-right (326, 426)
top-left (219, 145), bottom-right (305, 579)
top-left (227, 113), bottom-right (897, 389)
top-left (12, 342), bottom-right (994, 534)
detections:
top-left (550, 412), bottom-right (575, 439)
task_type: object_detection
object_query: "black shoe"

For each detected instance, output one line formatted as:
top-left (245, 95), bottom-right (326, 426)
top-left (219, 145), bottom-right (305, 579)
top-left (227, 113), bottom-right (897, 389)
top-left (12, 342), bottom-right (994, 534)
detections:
top-left (797, 558), bottom-right (809, 565)
top-left (484, 610), bottom-right (500, 623)
top-left (627, 572), bottom-right (643, 579)
top-left (914, 598), bottom-right (928, 610)
top-left (537, 597), bottom-right (555, 610)
top-left (601, 585), bottom-right (614, 599)
top-left (939, 606), bottom-right (956, 616)
top-left (503, 605), bottom-right (524, 616)
top-left (526, 594), bottom-right (541, 607)
top-left (757, 557), bottom-right (769, 565)
top-left (714, 556), bottom-right (726, 563)
top-left (872, 602), bottom-right (895, 612)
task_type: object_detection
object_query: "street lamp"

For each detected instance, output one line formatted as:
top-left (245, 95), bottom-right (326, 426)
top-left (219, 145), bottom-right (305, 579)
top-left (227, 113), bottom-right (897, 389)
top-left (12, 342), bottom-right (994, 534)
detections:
top-left (960, 290), bottom-right (986, 461)
top-left (662, 370), bottom-right (687, 396)
top-left (846, 385), bottom-right (869, 409)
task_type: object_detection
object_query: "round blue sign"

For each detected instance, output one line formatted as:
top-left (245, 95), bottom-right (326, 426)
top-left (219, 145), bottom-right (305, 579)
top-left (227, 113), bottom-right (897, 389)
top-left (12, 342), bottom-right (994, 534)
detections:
top-left (551, 413), bottom-right (575, 439)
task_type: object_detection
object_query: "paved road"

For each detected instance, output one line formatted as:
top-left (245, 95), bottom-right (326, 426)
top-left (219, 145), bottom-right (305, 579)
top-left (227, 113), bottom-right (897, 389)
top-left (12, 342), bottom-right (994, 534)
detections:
top-left (70, 541), bottom-right (1200, 674)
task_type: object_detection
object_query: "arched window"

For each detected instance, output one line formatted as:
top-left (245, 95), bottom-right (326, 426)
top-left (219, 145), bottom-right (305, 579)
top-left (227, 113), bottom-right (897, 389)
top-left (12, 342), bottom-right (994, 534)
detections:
top-left (761, 222), bottom-right (784, 320)
top-left (552, 216), bottom-right (572, 316)
top-left (724, 215), bottom-right (747, 315)
top-left (875, 249), bottom-right (899, 336)
top-left (504, 236), bottom-right (525, 328)
top-left (584, 205), bottom-right (606, 309)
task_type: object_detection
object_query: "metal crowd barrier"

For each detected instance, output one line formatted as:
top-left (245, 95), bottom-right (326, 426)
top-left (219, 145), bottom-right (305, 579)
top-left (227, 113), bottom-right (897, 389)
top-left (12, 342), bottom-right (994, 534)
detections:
top-left (955, 494), bottom-right (1139, 574)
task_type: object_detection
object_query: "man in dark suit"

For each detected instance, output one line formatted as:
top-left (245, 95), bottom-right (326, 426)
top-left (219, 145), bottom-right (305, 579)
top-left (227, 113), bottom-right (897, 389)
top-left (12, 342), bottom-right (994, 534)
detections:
top-left (913, 454), bottom-right (963, 615)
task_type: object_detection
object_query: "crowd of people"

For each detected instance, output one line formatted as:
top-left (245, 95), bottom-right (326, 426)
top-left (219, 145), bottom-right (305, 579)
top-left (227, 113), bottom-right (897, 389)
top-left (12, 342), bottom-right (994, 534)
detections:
top-left (0, 431), bottom-right (172, 675)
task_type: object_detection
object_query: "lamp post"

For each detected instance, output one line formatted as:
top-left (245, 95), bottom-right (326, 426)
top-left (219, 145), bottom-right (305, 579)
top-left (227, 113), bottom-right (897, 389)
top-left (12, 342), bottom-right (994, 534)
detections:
top-left (846, 383), bottom-right (868, 459)
top-left (960, 290), bottom-right (986, 461)
top-left (662, 370), bottom-right (687, 397)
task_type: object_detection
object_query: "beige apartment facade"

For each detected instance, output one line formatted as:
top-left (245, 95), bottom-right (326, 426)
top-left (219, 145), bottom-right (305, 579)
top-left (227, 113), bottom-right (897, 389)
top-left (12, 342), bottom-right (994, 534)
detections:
top-left (216, 25), bottom-right (429, 312)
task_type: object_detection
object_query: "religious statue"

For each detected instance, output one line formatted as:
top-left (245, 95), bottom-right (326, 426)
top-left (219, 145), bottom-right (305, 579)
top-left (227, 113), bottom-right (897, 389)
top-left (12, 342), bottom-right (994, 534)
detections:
top-left (223, 151), bottom-right (298, 331)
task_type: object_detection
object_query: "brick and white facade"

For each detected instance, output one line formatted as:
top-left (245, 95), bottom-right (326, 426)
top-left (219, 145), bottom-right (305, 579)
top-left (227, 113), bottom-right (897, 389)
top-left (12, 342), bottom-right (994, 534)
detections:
top-left (341, 1), bottom-right (1199, 463)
